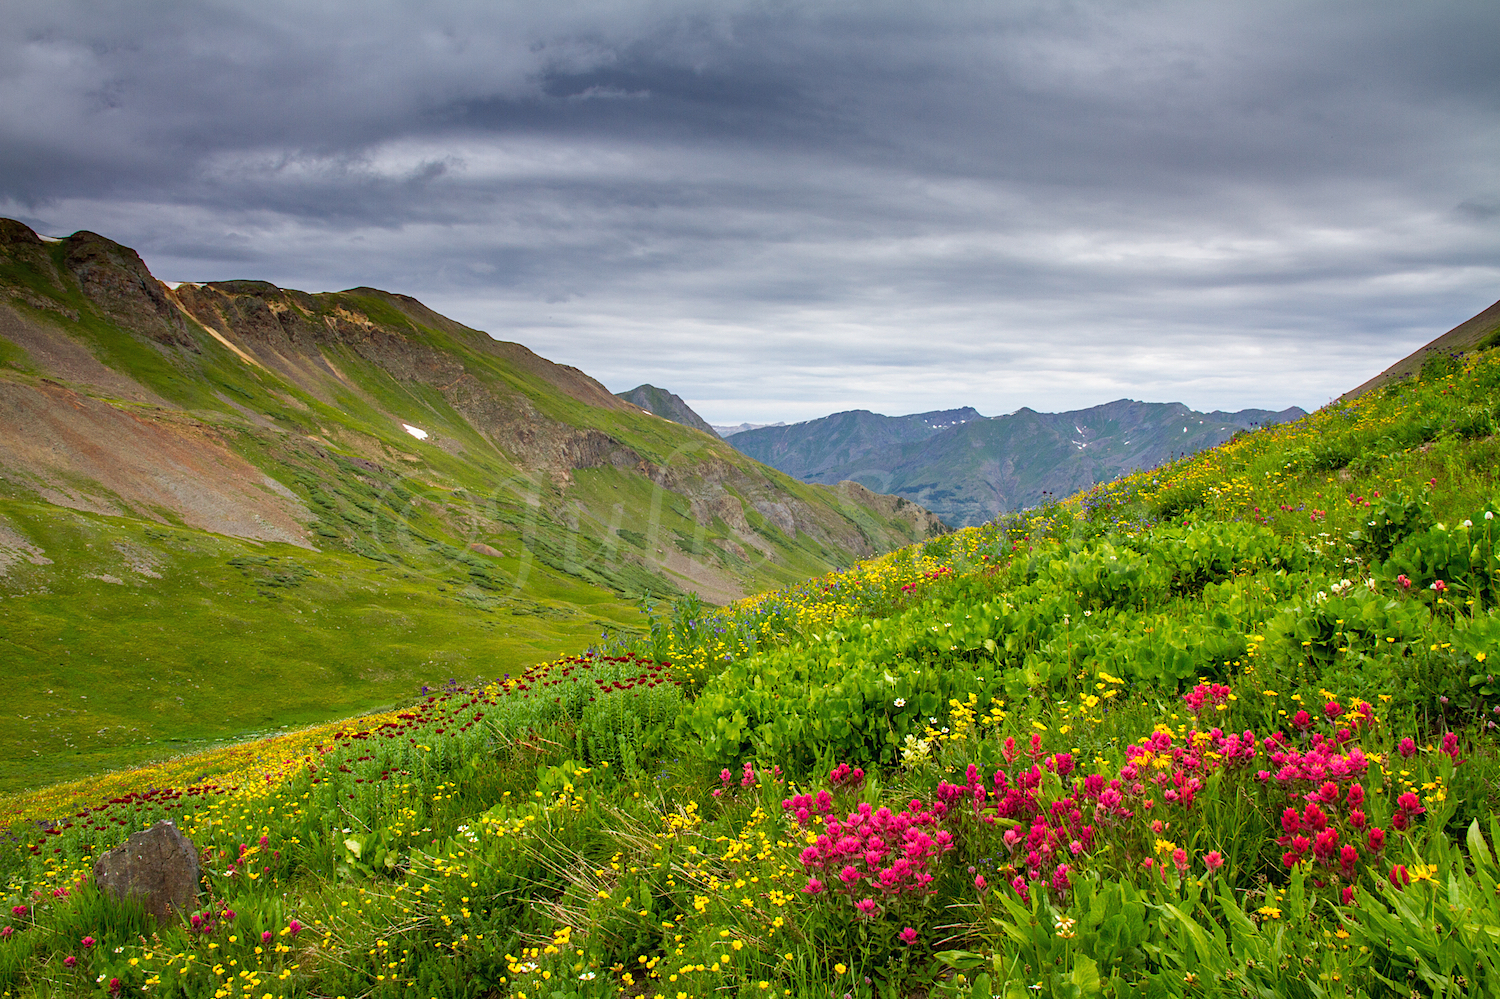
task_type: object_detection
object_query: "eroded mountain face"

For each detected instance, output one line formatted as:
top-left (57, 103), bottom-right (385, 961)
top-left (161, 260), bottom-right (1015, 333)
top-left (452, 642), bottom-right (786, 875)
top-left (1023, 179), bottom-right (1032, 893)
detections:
top-left (0, 219), bottom-right (943, 606)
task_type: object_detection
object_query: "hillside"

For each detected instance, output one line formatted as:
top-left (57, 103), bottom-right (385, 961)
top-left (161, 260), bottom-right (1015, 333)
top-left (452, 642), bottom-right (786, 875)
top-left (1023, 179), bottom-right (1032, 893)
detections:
top-left (614, 383), bottom-right (719, 436)
top-left (1342, 295), bottom-right (1500, 399)
top-left (0, 219), bottom-right (942, 792)
top-left (731, 399), bottom-right (1303, 527)
top-left (5, 301), bottom-right (1500, 998)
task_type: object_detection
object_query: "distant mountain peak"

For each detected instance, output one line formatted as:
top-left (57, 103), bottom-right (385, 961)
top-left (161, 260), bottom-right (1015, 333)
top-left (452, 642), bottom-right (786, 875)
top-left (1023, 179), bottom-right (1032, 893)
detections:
top-left (713, 421), bottom-right (787, 438)
top-left (614, 384), bottom-right (717, 437)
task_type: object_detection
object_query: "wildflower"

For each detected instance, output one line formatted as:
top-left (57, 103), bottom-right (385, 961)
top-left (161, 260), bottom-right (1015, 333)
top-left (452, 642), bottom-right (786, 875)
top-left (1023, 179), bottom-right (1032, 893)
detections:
top-left (1398, 737), bottom-right (1417, 758)
top-left (1397, 574), bottom-right (1412, 590)
top-left (0, 927), bottom-right (11, 940)
top-left (1389, 864), bottom-right (1410, 889)
top-left (1367, 827), bottom-right (1386, 853)
top-left (288, 919), bottom-right (302, 936)
top-left (1203, 851), bottom-right (1224, 872)
top-left (974, 874), bottom-right (987, 891)
top-left (898, 927), bottom-right (918, 945)
top-left (1441, 732), bottom-right (1460, 760)
top-left (1431, 580), bottom-right (1447, 594)
top-left (894, 698), bottom-right (906, 708)
top-left (81, 936), bottom-right (95, 949)
top-left (64, 956), bottom-right (77, 969)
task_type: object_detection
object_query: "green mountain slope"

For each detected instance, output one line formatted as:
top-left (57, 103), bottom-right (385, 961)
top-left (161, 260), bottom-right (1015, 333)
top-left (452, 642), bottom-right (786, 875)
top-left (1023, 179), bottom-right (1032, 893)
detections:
top-left (732, 400), bottom-right (1303, 527)
top-left (614, 383), bottom-right (719, 437)
top-left (0, 218), bottom-right (943, 792)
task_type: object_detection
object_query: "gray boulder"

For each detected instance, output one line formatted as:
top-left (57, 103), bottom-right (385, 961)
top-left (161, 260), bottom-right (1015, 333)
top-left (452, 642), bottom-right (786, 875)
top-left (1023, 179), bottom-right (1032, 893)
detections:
top-left (92, 820), bottom-right (200, 924)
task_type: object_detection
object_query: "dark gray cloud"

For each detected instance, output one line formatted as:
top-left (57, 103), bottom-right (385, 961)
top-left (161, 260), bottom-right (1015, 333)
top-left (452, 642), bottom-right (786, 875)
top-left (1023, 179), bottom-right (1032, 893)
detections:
top-left (3, 0), bottom-right (1497, 423)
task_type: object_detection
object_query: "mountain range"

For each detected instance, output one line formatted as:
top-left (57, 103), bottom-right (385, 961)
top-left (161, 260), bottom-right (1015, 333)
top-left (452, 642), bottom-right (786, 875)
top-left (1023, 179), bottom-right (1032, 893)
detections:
top-left (726, 401), bottom-right (1306, 527)
top-left (0, 219), bottom-right (941, 790)
top-left (714, 421), bottom-right (788, 438)
top-left (613, 382), bottom-right (1308, 529)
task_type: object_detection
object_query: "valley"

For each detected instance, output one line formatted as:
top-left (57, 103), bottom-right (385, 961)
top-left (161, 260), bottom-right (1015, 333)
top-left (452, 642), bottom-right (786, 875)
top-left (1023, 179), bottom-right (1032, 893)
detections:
top-left (0, 219), bottom-right (942, 792)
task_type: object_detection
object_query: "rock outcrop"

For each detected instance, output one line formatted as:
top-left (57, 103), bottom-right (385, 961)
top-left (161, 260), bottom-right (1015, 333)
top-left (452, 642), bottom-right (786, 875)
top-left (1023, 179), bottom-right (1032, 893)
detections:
top-left (93, 821), bottom-right (200, 924)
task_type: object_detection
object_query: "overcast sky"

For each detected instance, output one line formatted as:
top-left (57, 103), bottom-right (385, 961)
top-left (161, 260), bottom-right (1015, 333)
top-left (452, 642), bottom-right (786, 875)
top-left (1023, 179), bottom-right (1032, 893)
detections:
top-left (3, 1), bottom-right (1498, 424)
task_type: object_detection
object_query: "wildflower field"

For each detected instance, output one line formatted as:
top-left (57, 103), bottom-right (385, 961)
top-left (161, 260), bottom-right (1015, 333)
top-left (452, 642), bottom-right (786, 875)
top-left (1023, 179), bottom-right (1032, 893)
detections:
top-left (5, 349), bottom-right (1500, 998)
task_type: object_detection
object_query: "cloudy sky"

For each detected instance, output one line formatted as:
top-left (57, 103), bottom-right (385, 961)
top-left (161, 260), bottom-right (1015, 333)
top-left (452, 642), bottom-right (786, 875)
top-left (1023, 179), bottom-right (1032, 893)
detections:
top-left (3, 1), bottom-right (1498, 424)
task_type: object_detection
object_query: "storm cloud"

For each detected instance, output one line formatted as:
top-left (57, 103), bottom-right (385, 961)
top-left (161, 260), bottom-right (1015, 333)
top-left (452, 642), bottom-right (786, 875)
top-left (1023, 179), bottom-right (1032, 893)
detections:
top-left (3, 0), bottom-right (1497, 423)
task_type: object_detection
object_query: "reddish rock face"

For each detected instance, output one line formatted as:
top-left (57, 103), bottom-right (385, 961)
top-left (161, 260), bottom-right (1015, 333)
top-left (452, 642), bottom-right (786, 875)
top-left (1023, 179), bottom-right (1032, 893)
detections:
top-left (92, 821), bottom-right (200, 925)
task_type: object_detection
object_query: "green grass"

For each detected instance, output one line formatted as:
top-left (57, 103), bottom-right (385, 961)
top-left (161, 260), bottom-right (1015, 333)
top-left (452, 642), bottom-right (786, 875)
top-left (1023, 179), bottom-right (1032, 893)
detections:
top-left (0, 498), bottom-right (641, 794)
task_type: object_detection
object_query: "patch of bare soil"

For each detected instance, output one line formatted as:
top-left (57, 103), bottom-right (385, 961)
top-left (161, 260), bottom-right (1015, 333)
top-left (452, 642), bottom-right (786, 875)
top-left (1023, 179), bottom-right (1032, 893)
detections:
top-left (0, 380), bottom-right (313, 547)
top-left (0, 303), bottom-right (171, 406)
top-left (653, 547), bottom-right (745, 606)
top-left (112, 540), bottom-right (163, 577)
top-left (0, 519), bottom-right (52, 577)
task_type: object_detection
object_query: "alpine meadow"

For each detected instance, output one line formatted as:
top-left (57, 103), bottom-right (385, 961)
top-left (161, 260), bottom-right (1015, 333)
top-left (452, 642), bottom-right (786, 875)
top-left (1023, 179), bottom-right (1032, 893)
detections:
top-left (6, 265), bottom-right (1500, 997)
